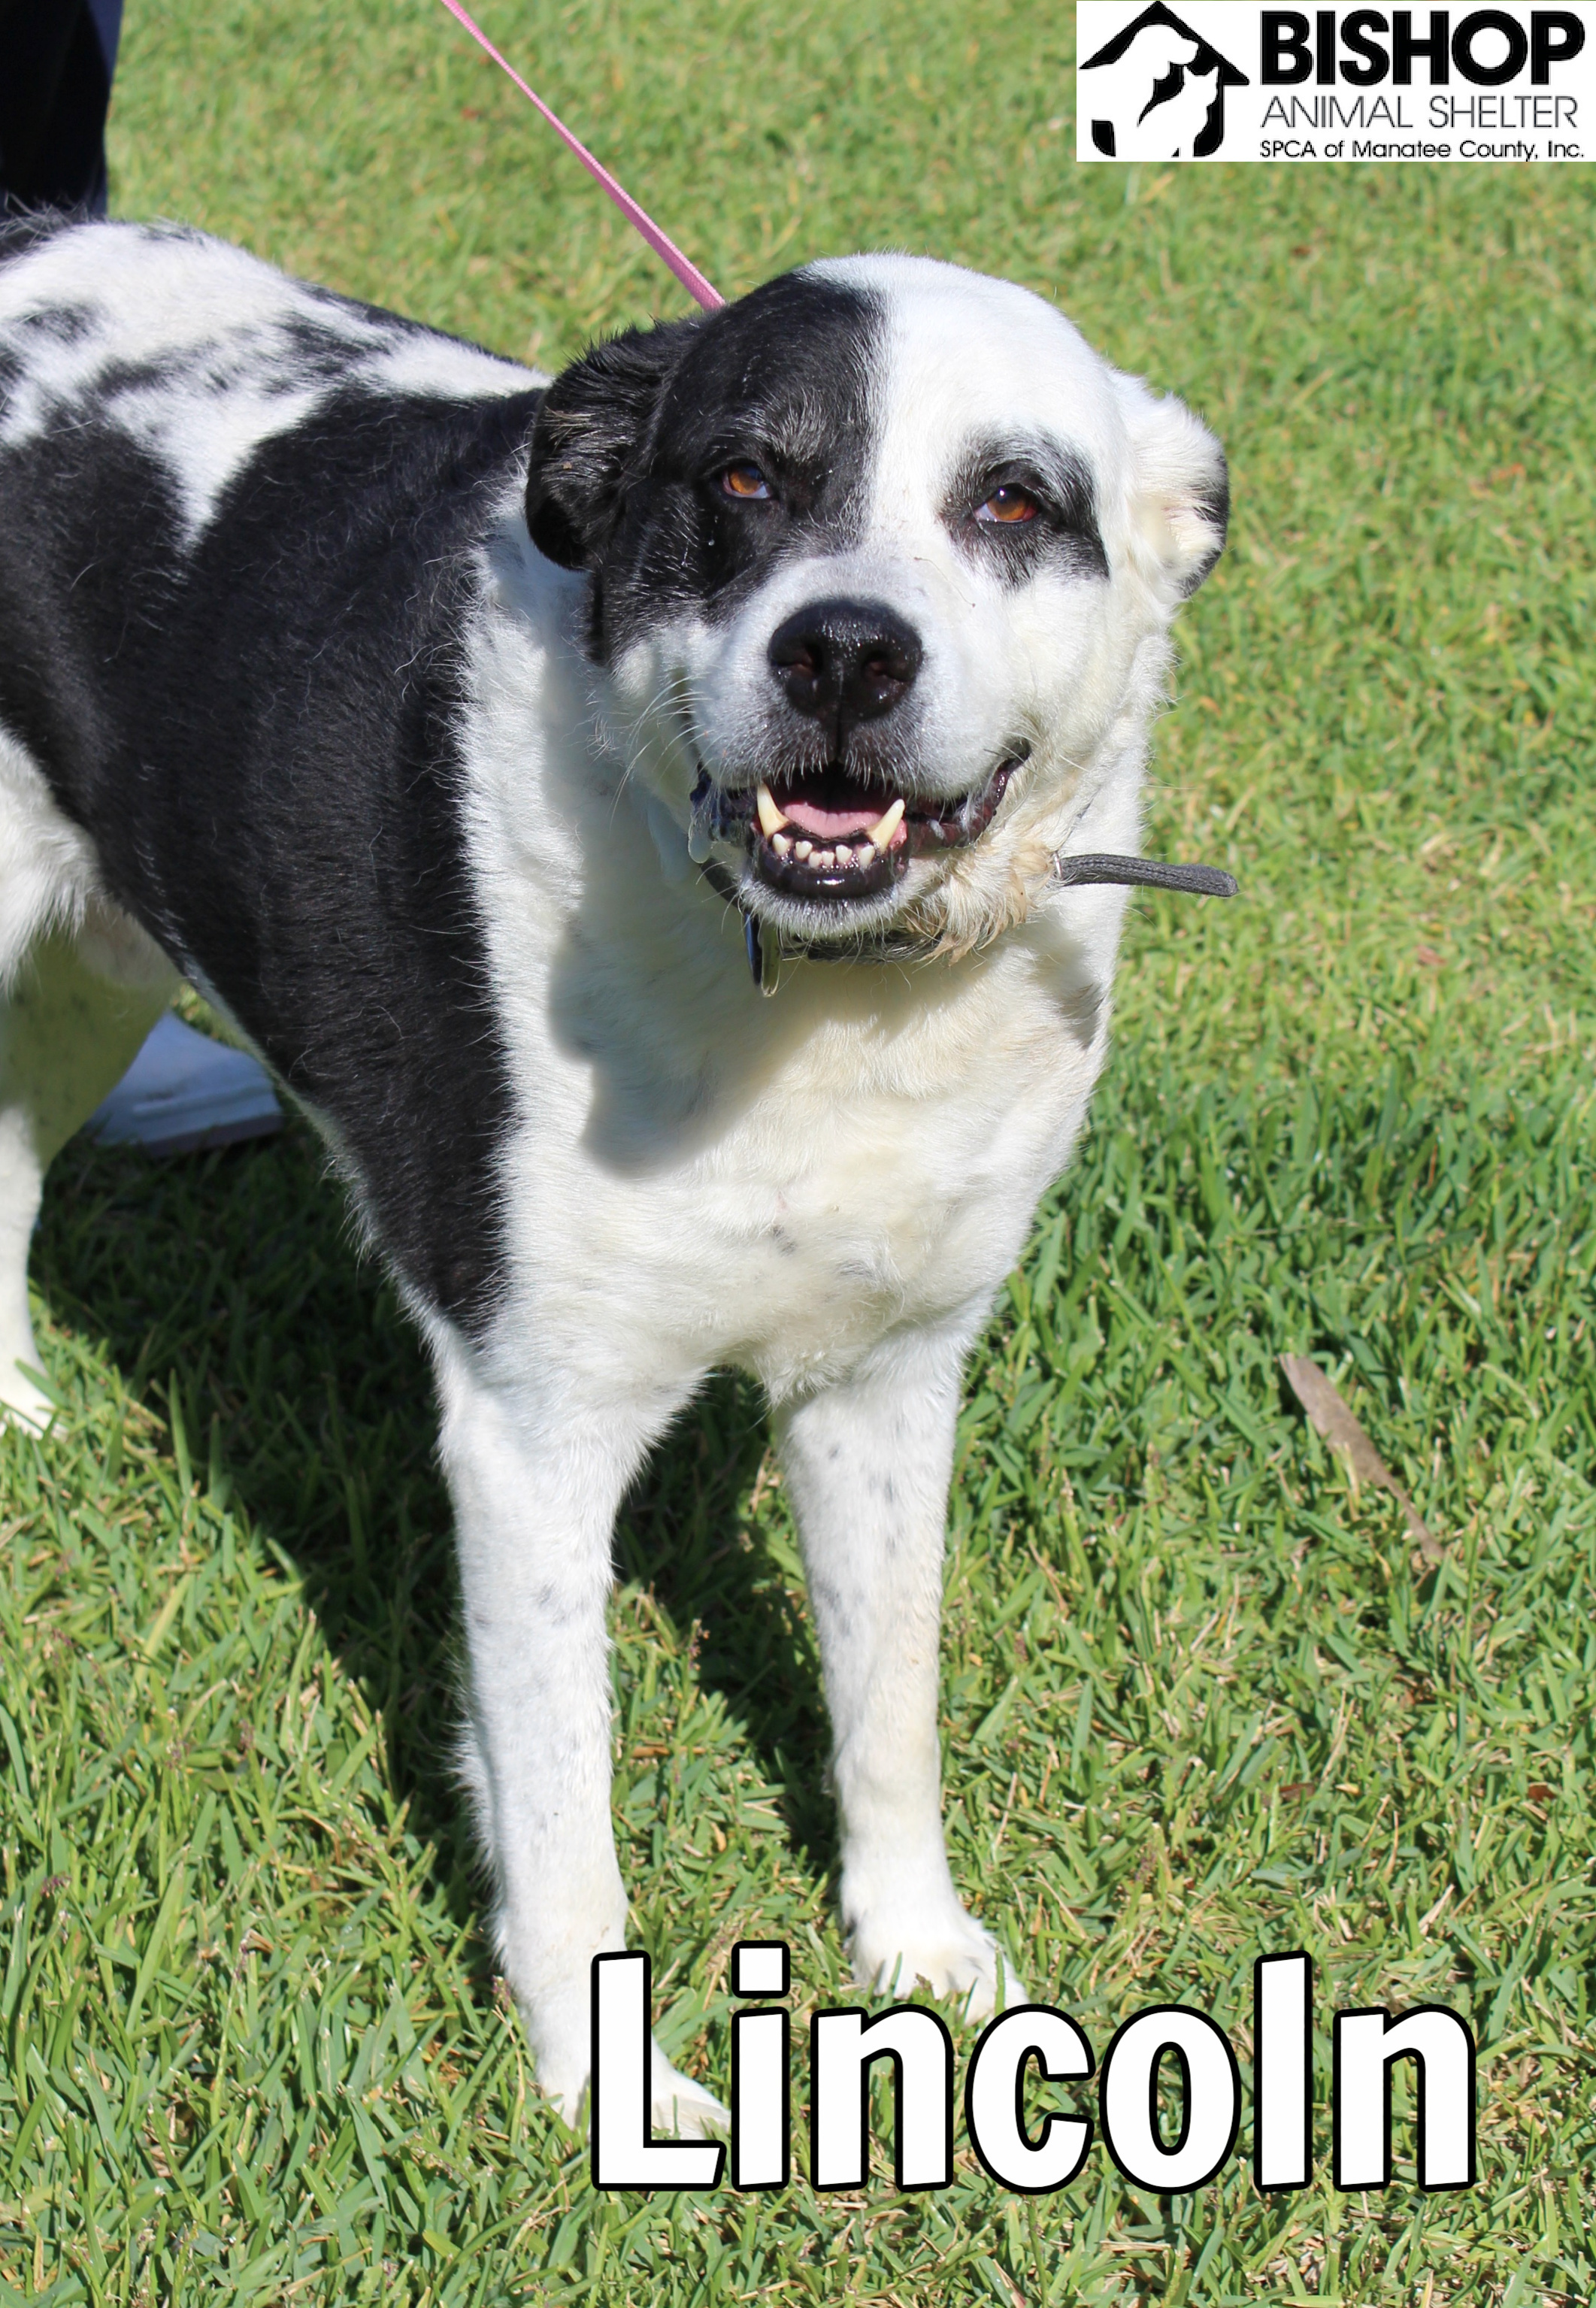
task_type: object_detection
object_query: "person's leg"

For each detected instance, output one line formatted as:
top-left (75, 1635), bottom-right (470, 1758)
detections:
top-left (0, 0), bottom-right (117, 215)
top-left (84, 1011), bottom-right (282, 1156)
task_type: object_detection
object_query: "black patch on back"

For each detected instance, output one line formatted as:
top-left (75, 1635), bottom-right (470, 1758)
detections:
top-left (528, 271), bottom-right (883, 660)
top-left (0, 247), bottom-right (543, 1334)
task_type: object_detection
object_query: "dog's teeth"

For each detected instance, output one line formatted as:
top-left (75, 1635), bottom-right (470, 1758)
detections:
top-left (856, 840), bottom-right (876, 863)
top-left (756, 782), bottom-right (789, 837)
top-left (865, 797), bottom-right (905, 848)
top-left (794, 839), bottom-right (813, 861)
top-left (772, 831), bottom-right (792, 856)
top-left (834, 842), bottom-right (854, 865)
top-left (816, 848), bottom-right (835, 870)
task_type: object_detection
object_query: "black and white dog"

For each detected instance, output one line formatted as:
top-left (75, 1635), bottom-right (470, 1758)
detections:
top-left (0, 217), bottom-right (1226, 2132)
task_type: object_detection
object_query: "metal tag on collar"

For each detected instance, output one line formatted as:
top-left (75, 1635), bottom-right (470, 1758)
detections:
top-left (744, 913), bottom-right (780, 996)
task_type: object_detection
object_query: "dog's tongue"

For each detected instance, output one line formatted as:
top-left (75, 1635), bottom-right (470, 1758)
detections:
top-left (783, 797), bottom-right (881, 836)
top-left (771, 769), bottom-right (891, 840)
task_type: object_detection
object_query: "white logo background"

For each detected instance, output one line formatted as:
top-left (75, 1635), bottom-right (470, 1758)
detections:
top-left (1077, 2), bottom-right (1596, 160)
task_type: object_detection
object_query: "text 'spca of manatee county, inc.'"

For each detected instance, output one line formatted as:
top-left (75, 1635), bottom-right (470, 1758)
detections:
top-left (1077, 2), bottom-right (1596, 161)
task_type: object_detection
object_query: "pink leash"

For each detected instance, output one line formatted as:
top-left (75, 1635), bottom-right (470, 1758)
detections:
top-left (436, 0), bottom-right (723, 313)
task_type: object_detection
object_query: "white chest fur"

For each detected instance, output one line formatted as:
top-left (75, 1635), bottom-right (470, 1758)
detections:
top-left (458, 528), bottom-right (1130, 1404)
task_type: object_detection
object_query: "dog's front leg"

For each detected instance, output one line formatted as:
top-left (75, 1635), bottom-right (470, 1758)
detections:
top-left (774, 1323), bottom-right (1023, 2020)
top-left (437, 1353), bottom-right (725, 2136)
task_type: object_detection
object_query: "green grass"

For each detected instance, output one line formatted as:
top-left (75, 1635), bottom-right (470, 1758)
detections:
top-left (2, 0), bottom-right (1594, 2298)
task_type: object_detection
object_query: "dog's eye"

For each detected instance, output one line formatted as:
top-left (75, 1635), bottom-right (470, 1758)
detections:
top-left (974, 484), bottom-right (1040, 525)
top-left (721, 464), bottom-right (772, 501)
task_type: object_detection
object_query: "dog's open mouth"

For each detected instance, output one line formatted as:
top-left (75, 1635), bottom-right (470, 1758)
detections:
top-left (692, 755), bottom-right (1024, 901)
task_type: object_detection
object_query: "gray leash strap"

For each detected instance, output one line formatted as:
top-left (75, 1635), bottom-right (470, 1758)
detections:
top-left (1049, 854), bottom-right (1239, 899)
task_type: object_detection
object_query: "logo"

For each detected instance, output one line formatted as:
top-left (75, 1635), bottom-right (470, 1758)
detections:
top-left (1077, 3), bottom-right (1596, 160)
top-left (1080, 1), bottom-right (1250, 157)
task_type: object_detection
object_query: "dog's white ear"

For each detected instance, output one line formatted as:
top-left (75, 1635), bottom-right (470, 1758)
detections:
top-left (1115, 373), bottom-right (1228, 601)
top-left (526, 316), bottom-right (704, 571)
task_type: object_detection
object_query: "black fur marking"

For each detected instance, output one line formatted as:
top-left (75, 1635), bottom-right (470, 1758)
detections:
top-left (0, 208), bottom-right (77, 264)
top-left (13, 300), bottom-right (99, 346)
top-left (0, 240), bottom-right (544, 1333)
top-left (525, 315), bottom-right (702, 576)
top-left (528, 271), bottom-right (883, 661)
top-left (943, 438), bottom-right (1109, 585)
top-left (1179, 463), bottom-right (1230, 596)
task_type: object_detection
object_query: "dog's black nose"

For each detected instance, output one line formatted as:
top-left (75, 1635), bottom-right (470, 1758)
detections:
top-left (768, 599), bottom-right (922, 741)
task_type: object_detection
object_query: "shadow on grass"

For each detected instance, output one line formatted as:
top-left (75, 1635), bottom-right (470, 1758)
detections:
top-left (616, 1389), bottom-right (836, 1870)
top-left (31, 1113), bottom-right (837, 1936)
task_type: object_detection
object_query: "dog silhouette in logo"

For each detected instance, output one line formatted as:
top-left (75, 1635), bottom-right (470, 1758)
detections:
top-left (1081, 2), bottom-right (1248, 159)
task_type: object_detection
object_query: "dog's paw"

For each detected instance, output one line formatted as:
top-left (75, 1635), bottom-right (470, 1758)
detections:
top-left (535, 2037), bottom-right (728, 2138)
top-left (849, 1903), bottom-right (1026, 2022)
top-left (650, 2041), bottom-right (729, 2139)
top-left (528, 1990), bottom-right (728, 2140)
top-left (533, 2046), bottom-right (592, 2133)
top-left (522, 1973), bottom-right (597, 2130)
top-left (0, 1365), bottom-right (56, 1433)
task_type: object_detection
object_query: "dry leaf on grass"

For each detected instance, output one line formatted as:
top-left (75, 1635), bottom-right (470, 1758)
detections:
top-left (1279, 1355), bottom-right (1442, 1563)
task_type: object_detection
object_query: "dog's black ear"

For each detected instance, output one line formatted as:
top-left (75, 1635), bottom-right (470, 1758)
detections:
top-left (526, 317), bottom-right (704, 571)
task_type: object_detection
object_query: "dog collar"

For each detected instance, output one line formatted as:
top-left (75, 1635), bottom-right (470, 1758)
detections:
top-left (711, 853), bottom-right (1238, 995)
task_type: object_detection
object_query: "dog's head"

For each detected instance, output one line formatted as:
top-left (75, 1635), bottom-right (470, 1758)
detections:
top-left (526, 256), bottom-right (1225, 957)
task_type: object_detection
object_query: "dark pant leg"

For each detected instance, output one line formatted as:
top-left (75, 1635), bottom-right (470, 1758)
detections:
top-left (0, 0), bottom-right (120, 217)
